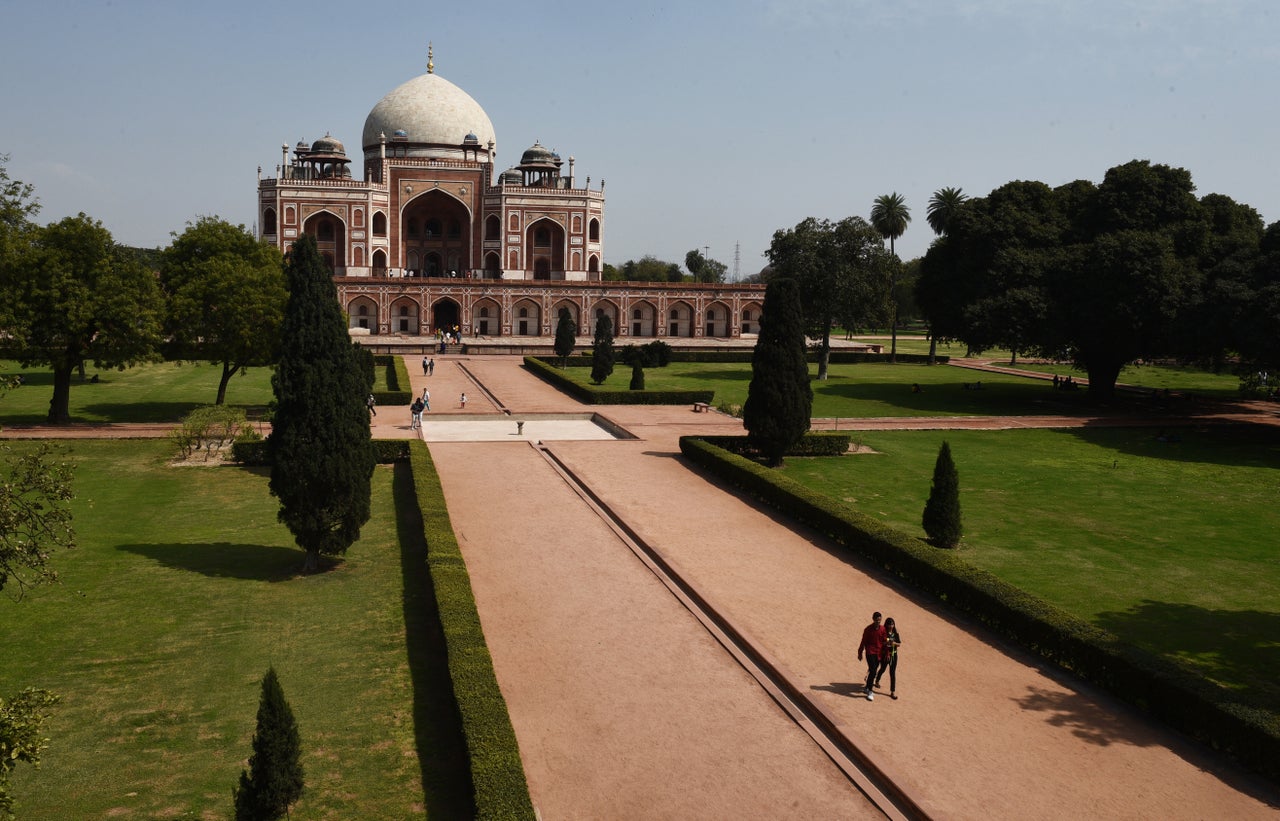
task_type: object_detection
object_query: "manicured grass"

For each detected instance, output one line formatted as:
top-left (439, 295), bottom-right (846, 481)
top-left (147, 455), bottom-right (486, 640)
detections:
top-left (1, 440), bottom-right (470, 819)
top-left (777, 425), bottom-right (1280, 710)
top-left (1005, 361), bottom-right (1245, 399)
top-left (587, 361), bottom-right (1114, 417)
top-left (0, 361), bottom-right (276, 424)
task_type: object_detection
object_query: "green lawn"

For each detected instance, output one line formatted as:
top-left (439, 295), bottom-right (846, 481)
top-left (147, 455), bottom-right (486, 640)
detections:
top-left (778, 425), bottom-right (1280, 711)
top-left (588, 360), bottom-right (1124, 417)
top-left (1, 440), bottom-right (470, 819)
top-left (0, 361), bottom-right (276, 424)
top-left (1005, 361), bottom-right (1246, 399)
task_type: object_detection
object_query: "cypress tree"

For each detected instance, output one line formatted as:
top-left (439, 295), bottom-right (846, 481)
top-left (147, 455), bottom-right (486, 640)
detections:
top-left (268, 235), bottom-right (375, 573)
top-left (629, 360), bottom-right (645, 390)
top-left (553, 307), bottom-right (576, 367)
top-left (922, 440), bottom-right (963, 548)
top-left (590, 314), bottom-right (615, 385)
top-left (743, 277), bottom-right (812, 466)
top-left (233, 667), bottom-right (304, 821)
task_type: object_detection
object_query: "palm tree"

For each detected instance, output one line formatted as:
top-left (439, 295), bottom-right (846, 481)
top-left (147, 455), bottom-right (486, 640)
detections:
top-left (926, 187), bottom-right (968, 237)
top-left (924, 187), bottom-right (969, 363)
top-left (870, 193), bottom-right (911, 361)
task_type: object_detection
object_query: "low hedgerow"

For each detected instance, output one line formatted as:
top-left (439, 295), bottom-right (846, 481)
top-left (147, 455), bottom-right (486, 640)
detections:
top-left (232, 438), bottom-right (409, 466)
top-left (372, 354), bottom-right (413, 406)
top-left (678, 435), bottom-right (1280, 783)
top-left (408, 441), bottom-right (536, 819)
top-left (523, 356), bottom-right (713, 405)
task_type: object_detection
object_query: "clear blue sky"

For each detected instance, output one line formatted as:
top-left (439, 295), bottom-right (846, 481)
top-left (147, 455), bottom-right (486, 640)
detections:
top-left (3, 1), bottom-right (1276, 278)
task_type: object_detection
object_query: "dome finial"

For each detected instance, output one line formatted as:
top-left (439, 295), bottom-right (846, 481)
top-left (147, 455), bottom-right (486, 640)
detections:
top-left (427, 42), bottom-right (434, 74)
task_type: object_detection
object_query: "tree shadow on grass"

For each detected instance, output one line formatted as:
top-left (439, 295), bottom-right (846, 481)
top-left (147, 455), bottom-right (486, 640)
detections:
top-left (118, 542), bottom-right (309, 581)
top-left (1068, 422), bottom-right (1280, 468)
top-left (81, 401), bottom-right (209, 423)
top-left (1094, 600), bottom-right (1280, 712)
top-left (392, 461), bottom-right (476, 817)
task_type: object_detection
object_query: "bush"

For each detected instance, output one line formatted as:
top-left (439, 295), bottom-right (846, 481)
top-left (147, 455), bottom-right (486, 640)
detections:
top-left (523, 357), bottom-right (712, 405)
top-left (407, 442), bottom-right (535, 819)
top-left (171, 405), bottom-right (249, 461)
top-left (232, 438), bottom-right (409, 466)
top-left (677, 435), bottom-right (1280, 783)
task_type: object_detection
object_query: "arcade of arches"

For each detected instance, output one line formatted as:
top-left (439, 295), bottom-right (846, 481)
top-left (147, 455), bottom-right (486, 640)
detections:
top-left (338, 281), bottom-right (764, 338)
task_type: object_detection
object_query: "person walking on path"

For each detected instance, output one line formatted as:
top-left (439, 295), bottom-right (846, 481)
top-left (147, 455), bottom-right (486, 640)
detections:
top-left (366, 393), bottom-right (377, 418)
top-left (421, 388), bottom-right (430, 411)
top-left (857, 612), bottom-right (886, 701)
top-left (460, 392), bottom-right (468, 409)
top-left (428, 358), bottom-right (435, 376)
top-left (875, 617), bottom-right (901, 699)
top-left (409, 397), bottom-right (424, 429)
top-left (422, 356), bottom-right (429, 375)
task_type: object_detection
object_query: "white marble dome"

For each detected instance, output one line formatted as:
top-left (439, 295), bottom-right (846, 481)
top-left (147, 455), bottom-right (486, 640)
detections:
top-left (362, 72), bottom-right (496, 153)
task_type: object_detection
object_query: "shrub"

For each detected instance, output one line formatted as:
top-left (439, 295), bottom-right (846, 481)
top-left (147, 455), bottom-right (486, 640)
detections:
top-left (171, 405), bottom-right (248, 461)
top-left (922, 441), bottom-right (962, 548)
top-left (232, 667), bottom-right (303, 821)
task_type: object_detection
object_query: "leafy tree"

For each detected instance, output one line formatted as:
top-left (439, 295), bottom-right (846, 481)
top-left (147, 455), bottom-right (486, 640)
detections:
top-left (590, 314), bottom-right (615, 384)
top-left (684, 249), bottom-right (728, 283)
top-left (2, 214), bottom-right (164, 423)
top-left (268, 235), bottom-right (375, 573)
top-left (606, 255), bottom-right (684, 282)
top-left (743, 277), bottom-right (812, 467)
top-left (0, 163), bottom-right (72, 819)
top-left (0, 687), bottom-right (60, 821)
top-left (553, 307), bottom-right (576, 366)
top-left (917, 161), bottom-right (1229, 398)
top-left (233, 667), bottom-right (304, 821)
top-left (922, 441), bottom-right (962, 548)
top-left (766, 217), bottom-right (893, 379)
top-left (161, 217), bottom-right (287, 405)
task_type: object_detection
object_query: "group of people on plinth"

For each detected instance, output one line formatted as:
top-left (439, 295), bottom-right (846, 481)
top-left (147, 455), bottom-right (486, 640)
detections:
top-left (856, 612), bottom-right (902, 701)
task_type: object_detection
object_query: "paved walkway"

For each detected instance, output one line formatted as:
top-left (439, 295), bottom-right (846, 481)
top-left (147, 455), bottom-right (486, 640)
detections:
top-left (416, 356), bottom-right (1279, 820)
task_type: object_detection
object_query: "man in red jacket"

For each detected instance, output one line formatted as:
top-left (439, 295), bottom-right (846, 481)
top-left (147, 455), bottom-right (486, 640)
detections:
top-left (856, 612), bottom-right (886, 701)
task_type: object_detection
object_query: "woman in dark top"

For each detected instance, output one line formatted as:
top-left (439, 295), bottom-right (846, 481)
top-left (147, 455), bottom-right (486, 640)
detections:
top-left (875, 618), bottom-right (902, 699)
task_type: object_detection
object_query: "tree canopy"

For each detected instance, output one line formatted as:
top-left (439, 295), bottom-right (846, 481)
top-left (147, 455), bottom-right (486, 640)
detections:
top-left (1, 214), bottom-right (164, 423)
top-left (916, 160), bottom-right (1272, 397)
top-left (268, 235), bottom-right (375, 572)
top-left (766, 216), bottom-right (894, 379)
top-left (161, 217), bottom-right (287, 405)
top-left (602, 255), bottom-right (684, 282)
top-left (684, 249), bottom-right (728, 283)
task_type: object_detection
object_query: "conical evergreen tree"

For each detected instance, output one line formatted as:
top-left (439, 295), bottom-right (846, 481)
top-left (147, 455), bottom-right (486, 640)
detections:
top-left (268, 235), bottom-right (376, 573)
top-left (743, 277), bottom-right (812, 466)
top-left (590, 314), bottom-right (615, 384)
top-left (923, 440), bottom-right (963, 548)
top-left (233, 667), bottom-right (304, 821)
top-left (629, 360), bottom-right (645, 390)
top-left (553, 307), bottom-right (576, 367)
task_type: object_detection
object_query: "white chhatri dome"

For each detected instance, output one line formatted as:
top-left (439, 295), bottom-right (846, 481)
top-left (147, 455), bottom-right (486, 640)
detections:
top-left (362, 72), bottom-right (496, 153)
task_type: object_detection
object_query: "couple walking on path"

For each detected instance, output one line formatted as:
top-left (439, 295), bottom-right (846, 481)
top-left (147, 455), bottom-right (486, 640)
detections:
top-left (856, 612), bottom-right (901, 701)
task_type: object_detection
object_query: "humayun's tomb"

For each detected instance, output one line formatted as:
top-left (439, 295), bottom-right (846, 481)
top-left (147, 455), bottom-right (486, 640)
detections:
top-left (256, 48), bottom-right (765, 348)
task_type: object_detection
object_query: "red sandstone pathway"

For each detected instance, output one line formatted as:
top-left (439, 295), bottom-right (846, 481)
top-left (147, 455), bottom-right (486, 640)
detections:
top-left (425, 356), bottom-right (1279, 820)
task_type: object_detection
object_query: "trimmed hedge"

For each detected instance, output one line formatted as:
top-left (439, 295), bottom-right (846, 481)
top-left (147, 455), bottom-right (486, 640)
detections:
top-left (231, 438), bottom-right (409, 466)
top-left (408, 441), bottom-right (536, 819)
top-left (679, 435), bottom-right (1280, 783)
top-left (699, 431), bottom-right (852, 457)
top-left (372, 354), bottom-right (413, 406)
top-left (543, 350), bottom-right (947, 366)
top-left (524, 356), bottom-right (713, 405)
